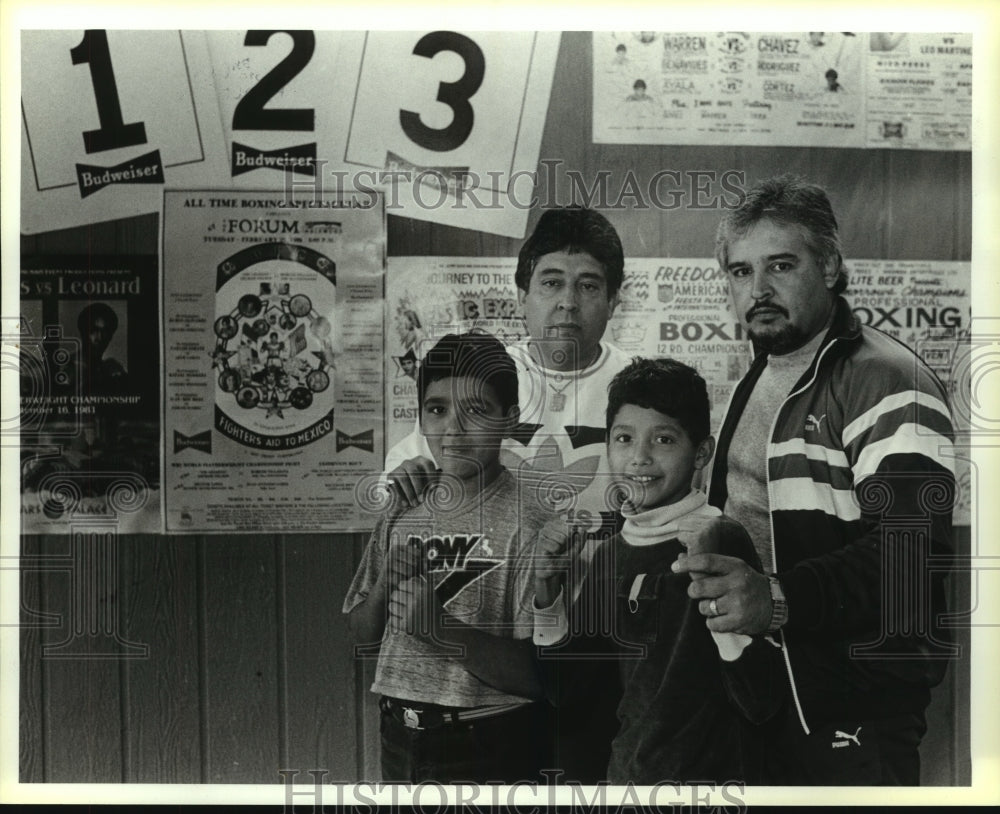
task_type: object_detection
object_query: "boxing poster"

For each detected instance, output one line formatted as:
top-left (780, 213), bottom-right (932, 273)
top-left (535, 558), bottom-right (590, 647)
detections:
top-left (161, 188), bottom-right (385, 533)
top-left (18, 255), bottom-right (162, 533)
top-left (864, 33), bottom-right (972, 150)
top-left (592, 31), bottom-right (971, 150)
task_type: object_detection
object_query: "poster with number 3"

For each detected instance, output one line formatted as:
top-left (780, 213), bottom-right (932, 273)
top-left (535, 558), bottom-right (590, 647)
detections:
top-left (342, 31), bottom-right (560, 237)
top-left (20, 30), bottom-right (227, 235)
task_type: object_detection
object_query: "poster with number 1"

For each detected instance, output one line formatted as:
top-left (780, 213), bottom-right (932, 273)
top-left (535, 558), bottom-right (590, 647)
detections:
top-left (20, 30), bottom-right (228, 234)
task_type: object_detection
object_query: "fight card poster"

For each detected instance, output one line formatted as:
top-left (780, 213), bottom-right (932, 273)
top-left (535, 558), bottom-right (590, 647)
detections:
top-left (162, 189), bottom-right (385, 533)
top-left (386, 256), bottom-right (970, 525)
top-left (19, 255), bottom-right (161, 533)
top-left (593, 32), bottom-right (971, 150)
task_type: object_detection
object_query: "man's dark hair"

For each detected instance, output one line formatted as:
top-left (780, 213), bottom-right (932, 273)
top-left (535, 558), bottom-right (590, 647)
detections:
top-left (606, 357), bottom-right (711, 443)
top-left (77, 302), bottom-right (118, 336)
top-left (515, 207), bottom-right (625, 299)
top-left (715, 174), bottom-right (848, 295)
top-left (417, 331), bottom-right (519, 416)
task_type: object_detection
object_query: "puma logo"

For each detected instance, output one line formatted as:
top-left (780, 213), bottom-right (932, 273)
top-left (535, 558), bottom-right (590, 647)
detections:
top-left (832, 726), bottom-right (862, 748)
top-left (805, 413), bottom-right (827, 432)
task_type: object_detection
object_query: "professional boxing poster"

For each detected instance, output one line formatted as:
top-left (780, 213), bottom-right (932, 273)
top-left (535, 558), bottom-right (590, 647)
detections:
top-left (592, 31), bottom-right (971, 150)
top-left (161, 188), bottom-right (385, 532)
top-left (18, 255), bottom-right (161, 533)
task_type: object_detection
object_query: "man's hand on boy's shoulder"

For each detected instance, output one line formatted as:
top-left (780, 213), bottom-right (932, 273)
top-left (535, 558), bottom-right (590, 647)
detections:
top-left (386, 455), bottom-right (440, 508)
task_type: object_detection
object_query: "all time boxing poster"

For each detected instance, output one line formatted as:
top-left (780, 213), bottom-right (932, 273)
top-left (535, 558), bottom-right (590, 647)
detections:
top-left (161, 189), bottom-right (385, 533)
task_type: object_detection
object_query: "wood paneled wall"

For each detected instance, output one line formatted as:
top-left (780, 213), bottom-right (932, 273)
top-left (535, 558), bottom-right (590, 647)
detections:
top-left (19, 32), bottom-right (971, 785)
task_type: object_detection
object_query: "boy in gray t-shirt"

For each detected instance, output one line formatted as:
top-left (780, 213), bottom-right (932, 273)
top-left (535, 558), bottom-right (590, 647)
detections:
top-left (344, 331), bottom-right (556, 783)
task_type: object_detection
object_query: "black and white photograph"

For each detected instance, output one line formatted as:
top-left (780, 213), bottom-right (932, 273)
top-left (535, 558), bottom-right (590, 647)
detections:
top-left (2, 1), bottom-right (998, 810)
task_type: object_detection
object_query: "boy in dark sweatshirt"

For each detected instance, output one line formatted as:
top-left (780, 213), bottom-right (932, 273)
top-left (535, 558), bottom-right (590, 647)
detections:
top-left (534, 357), bottom-right (783, 783)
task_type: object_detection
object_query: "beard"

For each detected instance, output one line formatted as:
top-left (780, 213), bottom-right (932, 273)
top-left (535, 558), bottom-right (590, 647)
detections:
top-left (748, 321), bottom-right (810, 355)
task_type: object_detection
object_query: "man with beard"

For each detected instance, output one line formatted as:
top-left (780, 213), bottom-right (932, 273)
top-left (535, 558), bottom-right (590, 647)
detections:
top-left (674, 175), bottom-right (956, 784)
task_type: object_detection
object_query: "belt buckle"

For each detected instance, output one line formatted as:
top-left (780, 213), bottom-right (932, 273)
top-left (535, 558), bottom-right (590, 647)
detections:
top-left (402, 708), bottom-right (421, 729)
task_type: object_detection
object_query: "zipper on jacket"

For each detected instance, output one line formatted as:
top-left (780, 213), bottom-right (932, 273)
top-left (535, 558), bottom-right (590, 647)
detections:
top-left (763, 334), bottom-right (842, 736)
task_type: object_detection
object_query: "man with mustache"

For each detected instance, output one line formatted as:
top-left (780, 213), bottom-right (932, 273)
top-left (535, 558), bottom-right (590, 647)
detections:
top-left (674, 175), bottom-right (956, 784)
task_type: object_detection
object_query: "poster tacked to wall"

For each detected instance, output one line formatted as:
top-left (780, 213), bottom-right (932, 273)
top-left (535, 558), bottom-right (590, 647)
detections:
top-left (204, 30), bottom-right (353, 189)
top-left (592, 31), bottom-right (971, 150)
top-left (20, 30), bottom-right (227, 234)
top-left (19, 255), bottom-right (162, 533)
top-left (161, 189), bottom-right (385, 533)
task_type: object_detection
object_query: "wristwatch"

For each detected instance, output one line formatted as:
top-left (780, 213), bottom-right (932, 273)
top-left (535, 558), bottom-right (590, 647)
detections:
top-left (767, 575), bottom-right (788, 632)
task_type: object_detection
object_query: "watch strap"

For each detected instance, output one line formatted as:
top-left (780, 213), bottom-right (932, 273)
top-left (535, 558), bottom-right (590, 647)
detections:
top-left (767, 574), bottom-right (788, 632)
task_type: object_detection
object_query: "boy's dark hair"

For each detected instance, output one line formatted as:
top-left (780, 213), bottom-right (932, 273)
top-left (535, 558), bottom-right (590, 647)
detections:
top-left (715, 173), bottom-right (848, 295)
top-left (417, 331), bottom-right (518, 416)
top-left (515, 207), bottom-right (625, 299)
top-left (605, 357), bottom-right (711, 443)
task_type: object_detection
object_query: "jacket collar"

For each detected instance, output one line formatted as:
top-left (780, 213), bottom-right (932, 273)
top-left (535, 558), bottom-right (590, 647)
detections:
top-left (708, 297), bottom-right (858, 509)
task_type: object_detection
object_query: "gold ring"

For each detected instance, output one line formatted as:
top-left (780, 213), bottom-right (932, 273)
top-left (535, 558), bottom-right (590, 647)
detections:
top-left (709, 598), bottom-right (719, 617)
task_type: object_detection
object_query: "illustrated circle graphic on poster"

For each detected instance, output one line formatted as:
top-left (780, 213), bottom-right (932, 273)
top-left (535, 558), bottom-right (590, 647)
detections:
top-left (212, 242), bottom-right (337, 446)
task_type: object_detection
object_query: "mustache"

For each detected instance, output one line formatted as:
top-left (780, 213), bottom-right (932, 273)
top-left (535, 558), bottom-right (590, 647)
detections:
top-left (746, 303), bottom-right (789, 321)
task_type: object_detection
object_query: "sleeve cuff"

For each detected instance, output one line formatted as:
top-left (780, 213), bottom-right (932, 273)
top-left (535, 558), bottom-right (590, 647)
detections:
top-left (532, 587), bottom-right (569, 646)
top-left (778, 566), bottom-right (824, 631)
top-left (710, 631), bottom-right (753, 662)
